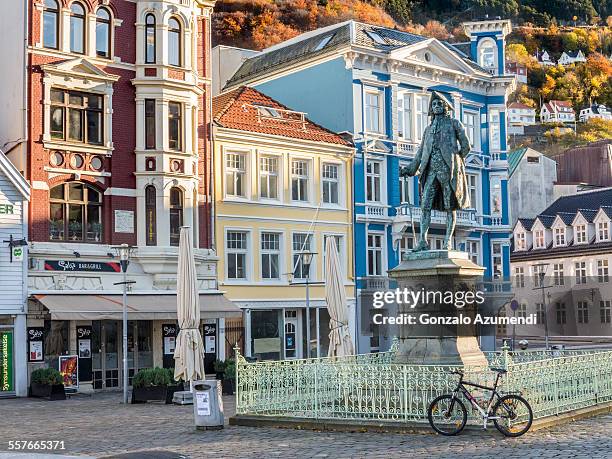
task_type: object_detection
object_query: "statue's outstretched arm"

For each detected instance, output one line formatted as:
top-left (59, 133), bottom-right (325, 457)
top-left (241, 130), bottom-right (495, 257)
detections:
top-left (400, 133), bottom-right (425, 177)
top-left (453, 119), bottom-right (471, 157)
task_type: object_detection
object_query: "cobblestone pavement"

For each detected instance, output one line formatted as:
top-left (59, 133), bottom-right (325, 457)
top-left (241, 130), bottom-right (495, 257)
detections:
top-left (0, 392), bottom-right (611, 459)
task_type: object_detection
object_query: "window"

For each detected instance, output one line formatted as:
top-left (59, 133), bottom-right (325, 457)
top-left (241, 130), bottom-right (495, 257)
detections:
top-left (43, 0), bottom-right (59, 49)
top-left (553, 263), bottom-right (564, 286)
top-left (399, 174), bottom-right (411, 204)
top-left (467, 174), bottom-right (478, 211)
top-left (397, 93), bottom-right (412, 139)
top-left (554, 227), bottom-right (565, 246)
top-left (463, 111), bottom-right (478, 149)
top-left (534, 230), bottom-right (545, 249)
top-left (50, 89), bottom-right (103, 145)
top-left (601, 300), bottom-right (612, 324)
top-left (575, 261), bottom-right (587, 285)
top-left (480, 45), bottom-right (496, 69)
top-left (144, 99), bottom-right (156, 149)
top-left (314, 35), bottom-right (333, 51)
top-left (367, 233), bottom-right (383, 276)
top-left (70, 3), bottom-right (86, 54)
top-left (225, 153), bottom-right (246, 198)
top-left (491, 243), bottom-right (503, 279)
top-left (365, 30), bottom-right (386, 45)
top-left (49, 182), bottom-right (102, 242)
top-left (168, 18), bottom-right (181, 67)
top-left (575, 224), bottom-right (587, 244)
top-left (533, 265), bottom-right (545, 288)
top-left (496, 307), bottom-right (507, 336)
top-left (515, 232), bottom-right (526, 251)
top-left (259, 156), bottom-right (278, 199)
top-left (169, 187), bottom-right (183, 246)
top-left (96, 8), bottom-right (111, 58)
top-left (227, 231), bottom-right (248, 279)
top-left (366, 160), bottom-right (381, 203)
top-left (145, 14), bottom-right (156, 63)
top-left (291, 160), bottom-right (309, 202)
top-left (365, 90), bottom-right (383, 134)
top-left (536, 303), bottom-right (545, 324)
top-left (145, 185), bottom-right (156, 246)
top-left (322, 163), bottom-right (339, 205)
top-left (598, 259), bottom-right (609, 283)
top-left (514, 267), bottom-right (524, 288)
top-left (517, 303), bottom-right (527, 319)
top-left (168, 102), bottom-right (182, 150)
top-left (261, 232), bottom-right (280, 280)
top-left (598, 221), bottom-right (610, 241)
top-left (292, 233), bottom-right (312, 279)
top-left (466, 240), bottom-right (479, 264)
top-left (415, 95), bottom-right (429, 141)
top-left (577, 301), bottom-right (589, 324)
top-left (556, 302), bottom-right (566, 325)
top-left (400, 236), bottom-right (414, 258)
top-left (489, 109), bottom-right (501, 151)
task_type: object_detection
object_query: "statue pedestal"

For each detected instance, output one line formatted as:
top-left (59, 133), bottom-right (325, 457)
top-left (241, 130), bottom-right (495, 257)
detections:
top-left (388, 250), bottom-right (488, 367)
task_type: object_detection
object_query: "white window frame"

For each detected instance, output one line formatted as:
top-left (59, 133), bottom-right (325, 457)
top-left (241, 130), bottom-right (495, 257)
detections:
top-left (225, 229), bottom-right (251, 282)
top-left (224, 151), bottom-right (248, 199)
top-left (597, 221), bottom-right (610, 242)
top-left (466, 173), bottom-right (480, 213)
top-left (321, 162), bottom-right (342, 206)
top-left (598, 259), bottom-right (609, 283)
top-left (367, 231), bottom-right (385, 277)
top-left (534, 229), bottom-right (545, 249)
top-left (259, 154), bottom-right (280, 201)
top-left (415, 94), bottom-right (429, 142)
top-left (291, 232), bottom-right (315, 281)
top-left (575, 224), bottom-right (587, 244)
top-left (514, 266), bottom-right (524, 288)
top-left (554, 226), bottom-right (566, 247)
top-left (364, 88), bottom-right (384, 135)
top-left (575, 261), bottom-right (587, 285)
top-left (489, 108), bottom-right (501, 152)
top-left (397, 91), bottom-right (413, 140)
top-left (466, 239), bottom-right (480, 265)
top-left (462, 109), bottom-right (480, 151)
top-left (399, 169), bottom-right (413, 205)
top-left (260, 231), bottom-right (282, 282)
top-left (323, 233), bottom-right (345, 279)
top-left (290, 157), bottom-right (311, 203)
top-left (365, 159), bottom-right (382, 203)
top-left (553, 263), bottom-right (565, 286)
top-left (515, 232), bottom-right (526, 251)
top-left (491, 242), bottom-right (504, 279)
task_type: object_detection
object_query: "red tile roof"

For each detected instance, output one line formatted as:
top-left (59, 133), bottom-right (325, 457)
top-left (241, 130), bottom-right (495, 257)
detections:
top-left (508, 102), bottom-right (534, 110)
top-left (212, 86), bottom-right (352, 146)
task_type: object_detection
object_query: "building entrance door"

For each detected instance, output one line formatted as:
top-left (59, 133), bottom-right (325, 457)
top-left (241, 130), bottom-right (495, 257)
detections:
top-left (92, 320), bottom-right (119, 389)
top-left (127, 321), bottom-right (153, 385)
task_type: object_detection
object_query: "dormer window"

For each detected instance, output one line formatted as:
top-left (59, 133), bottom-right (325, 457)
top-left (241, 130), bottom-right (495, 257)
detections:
top-left (575, 224), bottom-right (587, 244)
top-left (598, 221), bottom-right (610, 242)
top-left (515, 232), bottom-right (526, 250)
top-left (534, 229), bottom-right (545, 249)
top-left (554, 227), bottom-right (565, 246)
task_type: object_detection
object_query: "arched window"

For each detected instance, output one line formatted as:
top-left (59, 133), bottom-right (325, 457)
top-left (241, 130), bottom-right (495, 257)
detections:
top-left (145, 185), bottom-right (157, 246)
top-left (168, 17), bottom-right (181, 67)
top-left (478, 39), bottom-right (497, 72)
top-left (145, 14), bottom-right (156, 64)
top-left (43, 0), bottom-right (59, 49)
top-left (70, 2), bottom-right (86, 54)
top-left (96, 8), bottom-right (111, 58)
top-left (49, 182), bottom-right (103, 242)
top-left (169, 187), bottom-right (183, 246)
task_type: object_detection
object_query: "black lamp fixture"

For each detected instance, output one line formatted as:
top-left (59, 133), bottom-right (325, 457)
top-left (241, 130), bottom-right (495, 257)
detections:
top-left (73, 251), bottom-right (81, 258)
top-left (3, 235), bottom-right (28, 263)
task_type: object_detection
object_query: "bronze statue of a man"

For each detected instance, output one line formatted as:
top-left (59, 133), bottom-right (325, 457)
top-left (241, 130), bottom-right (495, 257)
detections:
top-left (400, 91), bottom-right (471, 251)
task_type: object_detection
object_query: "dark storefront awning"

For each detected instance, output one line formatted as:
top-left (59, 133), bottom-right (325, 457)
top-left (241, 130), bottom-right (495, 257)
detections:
top-left (33, 293), bottom-right (242, 321)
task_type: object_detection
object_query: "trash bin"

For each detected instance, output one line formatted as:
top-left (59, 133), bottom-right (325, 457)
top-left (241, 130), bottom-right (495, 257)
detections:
top-left (192, 380), bottom-right (224, 430)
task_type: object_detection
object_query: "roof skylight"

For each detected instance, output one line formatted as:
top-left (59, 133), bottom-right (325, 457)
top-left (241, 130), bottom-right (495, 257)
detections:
top-left (366, 30), bottom-right (386, 45)
top-left (314, 34), bottom-right (334, 51)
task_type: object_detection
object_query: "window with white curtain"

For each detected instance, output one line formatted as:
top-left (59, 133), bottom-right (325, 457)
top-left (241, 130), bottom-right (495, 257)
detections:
top-left (397, 92), bottom-right (412, 140)
top-left (463, 110), bottom-right (478, 150)
top-left (365, 90), bottom-right (383, 134)
top-left (225, 153), bottom-right (246, 198)
top-left (259, 156), bottom-right (278, 199)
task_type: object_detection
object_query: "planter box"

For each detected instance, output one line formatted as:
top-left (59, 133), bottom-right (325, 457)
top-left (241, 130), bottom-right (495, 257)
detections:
top-left (132, 383), bottom-right (184, 404)
top-left (215, 372), bottom-right (224, 380)
top-left (222, 379), bottom-right (235, 396)
top-left (30, 382), bottom-right (66, 401)
top-left (165, 383), bottom-right (184, 404)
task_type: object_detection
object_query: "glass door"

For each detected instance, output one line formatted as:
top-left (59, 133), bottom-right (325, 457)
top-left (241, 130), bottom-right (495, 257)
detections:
top-left (128, 321), bottom-right (153, 386)
top-left (92, 320), bottom-right (119, 389)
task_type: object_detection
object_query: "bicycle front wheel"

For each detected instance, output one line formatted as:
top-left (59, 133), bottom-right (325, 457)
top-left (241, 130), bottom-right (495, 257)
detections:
top-left (493, 394), bottom-right (533, 437)
top-left (427, 395), bottom-right (468, 436)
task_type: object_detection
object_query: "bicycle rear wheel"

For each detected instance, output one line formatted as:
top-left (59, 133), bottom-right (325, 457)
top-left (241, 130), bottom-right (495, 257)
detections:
top-left (493, 394), bottom-right (533, 437)
top-left (427, 395), bottom-right (468, 436)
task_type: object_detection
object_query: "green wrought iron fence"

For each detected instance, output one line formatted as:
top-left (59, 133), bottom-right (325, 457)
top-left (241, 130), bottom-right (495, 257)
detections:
top-left (236, 347), bottom-right (612, 424)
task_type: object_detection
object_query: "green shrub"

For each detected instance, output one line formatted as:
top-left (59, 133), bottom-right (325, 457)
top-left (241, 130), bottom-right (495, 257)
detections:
top-left (223, 359), bottom-right (236, 381)
top-left (132, 367), bottom-right (172, 389)
top-left (213, 359), bottom-right (226, 373)
top-left (164, 367), bottom-right (180, 384)
top-left (31, 368), bottom-right (63, 386)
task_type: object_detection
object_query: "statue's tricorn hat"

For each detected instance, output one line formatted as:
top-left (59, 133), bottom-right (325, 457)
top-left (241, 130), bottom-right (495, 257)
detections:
top-left (428, 91), bottom-right (454, 115)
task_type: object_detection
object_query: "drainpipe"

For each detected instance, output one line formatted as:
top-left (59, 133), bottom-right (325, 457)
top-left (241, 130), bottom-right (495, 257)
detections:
top-left (207, 12), bottom-right (215, 252)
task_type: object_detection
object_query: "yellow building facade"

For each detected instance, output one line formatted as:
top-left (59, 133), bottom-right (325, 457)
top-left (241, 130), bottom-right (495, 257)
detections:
top-left (213, 87), bottom-right (354, 360)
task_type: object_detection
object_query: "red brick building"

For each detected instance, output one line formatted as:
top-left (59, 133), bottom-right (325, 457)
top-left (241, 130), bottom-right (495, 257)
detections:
top-left (0, 0), bottom-right (241, 393)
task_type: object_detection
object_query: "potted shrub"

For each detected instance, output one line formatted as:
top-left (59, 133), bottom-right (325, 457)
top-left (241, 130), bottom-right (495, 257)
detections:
top-left (30, 368), bottom-right (66, 400)
top-left (222, 359), bottom-right (236, 396)
top-left (213, 359), bottom-right (226, 380)
top-left (164, 368), bottom-right (184, 404)
top-left (131, 367), bottom-right (171, 403)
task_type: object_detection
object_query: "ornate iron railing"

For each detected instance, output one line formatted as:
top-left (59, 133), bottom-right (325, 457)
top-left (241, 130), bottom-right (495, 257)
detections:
top-left (236, 346), bottom-right (612, 425)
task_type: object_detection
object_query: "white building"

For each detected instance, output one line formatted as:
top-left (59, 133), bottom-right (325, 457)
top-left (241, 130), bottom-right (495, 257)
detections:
top-left (558, 50), bottom-right (586, 66)
top-left (579, 104), bottom-right (612, 123)
top-left (507, 102), bottom-right (536, 134)
top-left (541, 100), bottom-right (576, 123)
top-left (212, 45), bottom-right (260, 96)
top-left (536, 50), bottom-right (555, 66)
top-left (0, 151), bottom-right (30, 397)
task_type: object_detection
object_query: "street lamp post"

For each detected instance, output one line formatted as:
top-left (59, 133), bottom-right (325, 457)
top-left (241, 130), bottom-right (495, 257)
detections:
top-left (112, 244), bottom-right (134, 404)
top-left (301, 252), bottom-right (315, 359)
top-left (533, 263), bottom-right (551, 350)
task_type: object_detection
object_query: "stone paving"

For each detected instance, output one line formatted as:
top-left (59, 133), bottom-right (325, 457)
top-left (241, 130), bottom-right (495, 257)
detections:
top-left (0, 392), bottom-right (611, 458)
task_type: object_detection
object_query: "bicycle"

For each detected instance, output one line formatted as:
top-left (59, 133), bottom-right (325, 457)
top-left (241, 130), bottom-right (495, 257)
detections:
top-left (427, 367), bottom-right (533, 437)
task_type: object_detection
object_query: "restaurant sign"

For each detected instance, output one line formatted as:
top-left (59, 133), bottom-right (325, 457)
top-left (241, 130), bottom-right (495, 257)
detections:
top-left (0, 330), bottom-right (13, 392)
top-left (44, 260), bottom-right (120, 272)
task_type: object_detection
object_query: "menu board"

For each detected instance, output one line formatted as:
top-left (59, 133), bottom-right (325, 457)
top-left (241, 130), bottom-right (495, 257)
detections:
top-left (59, 355), bottom-right (79, 391)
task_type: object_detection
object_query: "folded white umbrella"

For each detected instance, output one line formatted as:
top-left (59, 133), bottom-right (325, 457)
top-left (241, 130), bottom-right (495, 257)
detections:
top-left (325, 237), bottom-right (355, 357)
top-left (174, 226), bottom-right (206, 383)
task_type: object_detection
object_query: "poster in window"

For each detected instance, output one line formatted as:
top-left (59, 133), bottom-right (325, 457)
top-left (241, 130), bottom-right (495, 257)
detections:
top-left (490, 176), bottom-right (502, 217)
top-left (78, 339), bottom-right (91, 358)
top-left (205, 336), bottom-right (216, 354)
top-left (59, 355), bottom-right (79, 391)
top-left (27, 327), bottom-right (44, 362)
top-left (164, 336), bottom-right (176, 355)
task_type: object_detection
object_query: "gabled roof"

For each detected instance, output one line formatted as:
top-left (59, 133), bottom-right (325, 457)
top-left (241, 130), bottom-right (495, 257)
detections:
top-left (517, 217), bottom-right (535, 231)
top-left (225, 20), bottom-right (490, 88)
top-left (556, 212), bottom-right (575, 225)
top-left (213, 86), bottom-right (352, 146)
top-left (601, 206), bottom-right (612, 219)
top-left (508, 102), bottom-right (533, 110)
top-left (0, 151), bottom-right (29, 200)
top-left (542, 187), bottom-right (612, 216)
top-left (535, 215), bottom-right (556, 228)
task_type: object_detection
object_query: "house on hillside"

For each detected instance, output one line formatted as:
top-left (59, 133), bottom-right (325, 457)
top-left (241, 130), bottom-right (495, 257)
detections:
top-left (579, 104), bottom-right (612, 123)
top-left (219, 18), bottom-right (516, 353)
top-left (506, 62), bottom-right (527, 83)
top-left (507, 102), bottom-right (536, 134)
top-left (558, 50), bottom-right (586, 66)
top-left (540, 100), bottom-right (576, 123)
top-left (535, 49), bottom-right (555, 66)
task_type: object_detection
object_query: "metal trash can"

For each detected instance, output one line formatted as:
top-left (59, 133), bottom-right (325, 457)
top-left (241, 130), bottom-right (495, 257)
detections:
top-left (192, 380), bottom-right (224, 430)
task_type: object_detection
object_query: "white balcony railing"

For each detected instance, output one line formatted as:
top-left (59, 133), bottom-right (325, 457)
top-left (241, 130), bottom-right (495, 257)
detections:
top-left (365, 204), bottom-right (388, 218)
top-left (394, 204), bottom-right (477, 227)
top-left (396, 140), bottom-right (419, 155)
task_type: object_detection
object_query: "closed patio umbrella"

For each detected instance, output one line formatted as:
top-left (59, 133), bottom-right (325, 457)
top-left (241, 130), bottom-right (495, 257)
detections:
top-left (174, 226), bottom-right (206, 384)
top-left (325, 237), bottom-right (355, 357)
